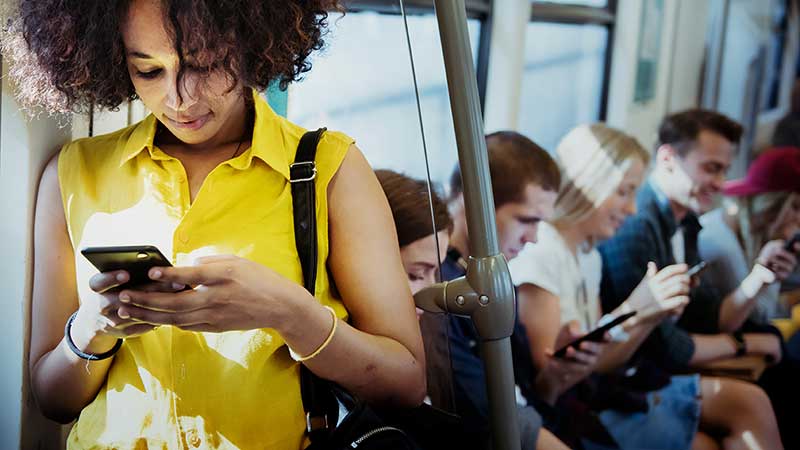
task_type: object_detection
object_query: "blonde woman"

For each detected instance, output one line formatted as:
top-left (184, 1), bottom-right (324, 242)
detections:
top-left (509, 124), bottom-right (783, 450)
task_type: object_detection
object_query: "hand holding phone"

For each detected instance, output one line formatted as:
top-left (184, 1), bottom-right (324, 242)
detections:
top-left (553, 311), bottom-right (636, 358)
top-left (81, 245), bottom-right (177, 288)
top-left (784, 232), bottom-right (800, 254)
top-left (757, 238), bottom-right (799, 280)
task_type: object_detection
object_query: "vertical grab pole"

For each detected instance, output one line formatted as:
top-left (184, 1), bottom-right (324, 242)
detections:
top-left (433, 2), bottom-right (521, 449)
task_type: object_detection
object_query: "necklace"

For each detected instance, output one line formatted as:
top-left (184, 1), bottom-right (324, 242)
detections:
top-left (230, 138), bottom-right (244, 160)
top-left (230, 103), bottom-right (254, 160)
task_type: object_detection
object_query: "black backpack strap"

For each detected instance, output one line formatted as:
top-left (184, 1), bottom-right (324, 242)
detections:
top-left (291, 127), bottom-right (325, 296)
top-left (290, 128), bottom-right (336, 443)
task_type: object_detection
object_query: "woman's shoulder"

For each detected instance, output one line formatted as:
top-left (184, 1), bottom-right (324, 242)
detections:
top-left (509, 223), bottom-right (570, 284)
top-left (275, 117), bottom-right (356, 182)
top-left (278, 117), bottom-right (354, 153)
top-left (528, 222), bottom-right (569, 256)
top-left (59, 119), bottom-right (147, 168)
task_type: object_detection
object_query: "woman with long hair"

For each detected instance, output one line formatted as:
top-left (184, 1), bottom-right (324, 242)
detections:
top-left (699, 147), bottom-right (800, 325)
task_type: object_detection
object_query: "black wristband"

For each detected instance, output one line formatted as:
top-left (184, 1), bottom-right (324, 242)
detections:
top-left (65, 311), bottom-right (122, 361)
top-left (732, 331), bottom-right (747, 357)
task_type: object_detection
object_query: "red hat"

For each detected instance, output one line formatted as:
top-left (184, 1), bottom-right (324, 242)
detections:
top-left (723, 147), bottom-right (800, 197)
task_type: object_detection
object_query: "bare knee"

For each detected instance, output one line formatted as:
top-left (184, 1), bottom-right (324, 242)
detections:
top-left (719, 379), bottom-right (775, 430)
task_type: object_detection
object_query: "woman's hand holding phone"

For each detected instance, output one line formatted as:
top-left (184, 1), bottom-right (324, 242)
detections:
top-left (535, 321), bottom-right (608, 404)
top-left (71, 269), bottom-right (186, 353)
top-left (625, 262), bottom-right (690, 324)
top-left (757, 239), bottom-right (798, 281)
top-left (114, 254), bottom-right (311, 334)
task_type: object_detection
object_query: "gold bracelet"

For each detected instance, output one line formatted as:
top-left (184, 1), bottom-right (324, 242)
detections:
top-left (288, 305), bottom-right (338, 362)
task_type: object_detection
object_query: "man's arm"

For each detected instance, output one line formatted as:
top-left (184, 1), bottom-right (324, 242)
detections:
top-left (600, 217), bottom-right (699, 371)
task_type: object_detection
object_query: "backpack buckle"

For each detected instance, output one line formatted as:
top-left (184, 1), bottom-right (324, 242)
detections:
top-left (306, 412), bottom-right (330, 433)
top-left (290, 162), bottom-right (317, 183)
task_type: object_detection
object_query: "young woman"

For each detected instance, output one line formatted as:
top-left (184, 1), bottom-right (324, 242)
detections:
top-left (510, 124), bottom-right (783, 450)
top-left (376, 170), bottom-right (452, 301)
top-left (699, 147), bottom-right (800, 326)
top-left (10, 1), bottom-right (425, 448)
top-left (377, 169), bottom-right (569, 450)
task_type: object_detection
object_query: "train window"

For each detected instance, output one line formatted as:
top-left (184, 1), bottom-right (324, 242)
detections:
top-left (287, 10), bottom-right (481, 186)
top-left (533, 0), bottom-right (607, 7)
top-left (518, 22), bottom-right (608, 151)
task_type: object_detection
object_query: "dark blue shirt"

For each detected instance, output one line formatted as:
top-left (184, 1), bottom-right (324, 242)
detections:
top-left (599, 179), bottom-right (722, 372)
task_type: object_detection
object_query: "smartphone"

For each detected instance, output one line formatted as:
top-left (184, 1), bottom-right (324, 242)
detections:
top-left (784, 232), bottom-right (800, 253)
top-left (81, 245), bottom-right (174, 288)
top-left (553, 311), bottom-right (637, 358)
top-left (686, 261), bottom-right (709, 278)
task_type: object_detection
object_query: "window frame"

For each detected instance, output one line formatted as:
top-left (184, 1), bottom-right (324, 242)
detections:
top-left (529, 0), bottom-right (617, 120)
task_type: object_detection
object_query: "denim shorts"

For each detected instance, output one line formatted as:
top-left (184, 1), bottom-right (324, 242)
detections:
top-left (584, 374), bottom-right (702, 450)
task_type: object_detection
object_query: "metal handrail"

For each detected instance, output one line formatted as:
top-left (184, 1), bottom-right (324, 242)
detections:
top-left (413, 1), bottom-right (522, 449)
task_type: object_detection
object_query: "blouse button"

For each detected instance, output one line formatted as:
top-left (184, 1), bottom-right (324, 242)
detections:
top-left (187, 429), bottom-right (201, 447)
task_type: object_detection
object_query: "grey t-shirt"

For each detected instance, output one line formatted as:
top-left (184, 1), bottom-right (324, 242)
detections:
top-left (698, 209), bottom-right (784, 322)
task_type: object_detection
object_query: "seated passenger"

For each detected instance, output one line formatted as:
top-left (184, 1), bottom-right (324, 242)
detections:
top-left (699, 147), bottom-right (800, 325)
top-left (511, 123), bottom-right (776, 450)
top-left (15, 1), bottom-right (426, 447)
top-left (377, 169), bottom-right (568, 450)
top-left (446, 131), bottom-right (603, 449)
top-left (599, 110), bottom-right (783, 449)
top-left (376, 169), bottom-right (454, 408)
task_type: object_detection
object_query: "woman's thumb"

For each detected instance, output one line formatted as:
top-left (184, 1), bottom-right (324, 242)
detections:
top-left (646, 261), bottom-right (658, 278)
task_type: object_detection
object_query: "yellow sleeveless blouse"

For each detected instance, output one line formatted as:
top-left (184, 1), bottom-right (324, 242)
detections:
top-left (59, 91), bottom-right (352, 449)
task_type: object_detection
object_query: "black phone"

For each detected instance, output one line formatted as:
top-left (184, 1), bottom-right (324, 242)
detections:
top-left (686, 261), bottom-right (709, 278)
top-left (81, 245), bottom-right (174, 288)
top-left (784, 232), bottom-right (800, 253)
top-left (553, 311), bottom-right (637, 358)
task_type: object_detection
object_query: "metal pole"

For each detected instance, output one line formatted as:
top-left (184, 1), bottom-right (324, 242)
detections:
top-left (433, 2), bottom-right (521, 449)
top-left (434, 0), bottom-right (498, 259)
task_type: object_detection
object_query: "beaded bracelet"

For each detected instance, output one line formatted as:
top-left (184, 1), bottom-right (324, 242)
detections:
top-left (64, 311), bottom-right (123, 361)
top-left (288, 306), bottom-right (338, 362)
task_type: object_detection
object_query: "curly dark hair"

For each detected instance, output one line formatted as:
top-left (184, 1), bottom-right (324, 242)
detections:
top-left (1, 0), bottom-right (340, 113)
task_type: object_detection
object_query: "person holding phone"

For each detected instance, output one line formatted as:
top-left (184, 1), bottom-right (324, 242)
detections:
top-left (445, 132), bottom-right (609, 449)
top-left (598, 110), bottom-right (785, 449)
top-left (510, 124), bottom-right (781, 450)
top-left (376, 169), bottom-right (569, 450)
top-left (699, 147), bottom-right (800, 327)
top-left (13, 1), bottom-right (427, 448)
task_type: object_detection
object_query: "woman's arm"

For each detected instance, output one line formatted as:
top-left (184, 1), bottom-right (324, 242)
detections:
top-left (518, 284), bottom-right (562, 370)
top-left (29, 155), bottom-right (116, 422)
top-left (291, 145), bottom-right (426, 406)
top-left (517, 283), bottom-right (602, 405)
